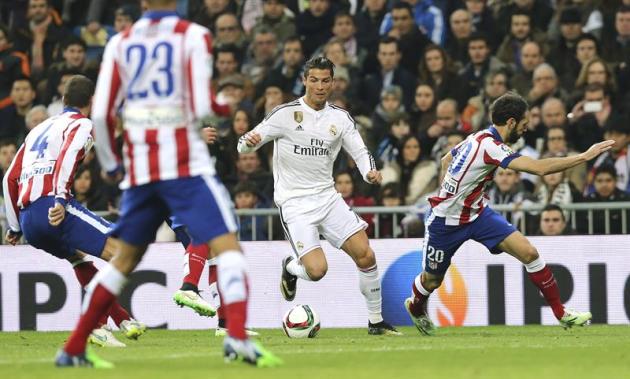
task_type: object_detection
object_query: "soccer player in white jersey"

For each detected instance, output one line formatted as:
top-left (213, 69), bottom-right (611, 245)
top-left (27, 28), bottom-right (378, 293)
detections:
top-left (3, 75), bottom-right (146, 347)
top-left (404, 92), bottom-right (614, 335)
top-left (56, 0), bottom-right (281, 368)
top-left (238, 57), bottom-right (400, 335)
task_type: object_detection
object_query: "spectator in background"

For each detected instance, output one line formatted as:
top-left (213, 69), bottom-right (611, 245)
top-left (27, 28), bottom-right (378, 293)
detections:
top-left (361, 37), bottom-right (416, 110)
top-left (370, 85), bottom-right (406, 149)
top-left (547, 7), bottom-right (584, 92)
top-left (586, 116), bottom-right (630, 194)
top-left (380, 0), bottom-right (445, 46)
top-left (534, 153), bottom-right (582, 220)
top-left (191, 0), bottom-right (237, 34)
top-left (217, 73), bottom-right (254, 117)
top-left (13, 0), bottom-right (69, 79)
top-left (242, 26), bottom-right (280, 87)
top-left (527, 63), bottom-right (567, 107)
top-left (575, 33), bottom-right (599, 68)
top-left (419, 45), bottom-right (466, 109)
top-left (0, 139), bottom-right (17, 178)
top-left (381, 135), bottom-right (438, 205)
top-left (72, 165), bottom-right (109, 212)
top-left (330, 11), bottom-right (367, 70)
top-left (213, 44), bottom-right (252, 100)
top-left (296, 0), bottom-right (335, 57)
top-left (375, 115), bottom-right (411, 166)
top-left (464, 0), bottom-right (497, 49)
top-left (0, 77), bottom-right (36, 144)
top-left (462, 69), bottom-right (510, 132)
top-left (354, 0), bottom-right (387, 74)
top-left (510, 41), bottom-right (544, 97)
top-left (334, 170), bottom-right (375, 235)
top-left (538, 204), bottom-right (573, 236)
top-left (250, 0), bottom-right (296, 44)
top-left (458, 33), bottom-right (506, 101)
top-left (260, 36), bottom-right (304, 98)
top-left (24, 104), bottom-right (47, 130)
top-left (420, 98), bottom-right (462, 158)
top-left (573, 58), bottom-right (617, 105)
top-left (487, 167), bottom-right (536, 230)
top-left (253, 82), bottom-right (286, 124)
top-left (601, 5), bottom-right (630, 68)
top-left (0, 24), bottom-right (30, 109)
top-left (496, 0), bottom-right (553, 37)
top-left (44, 36), bottom-right (96, 103)
top-left (214, 13), bottom-right (248, 56)
top-left (567, 83), bottom-right (612, 152)
top-left (213, 109), bottom-right (252, 178)
top-left (233, 181), bottom-right (270, 241)
top-left (446, 9), bottom-right (473, 66)
top-left (579, 165), bottom-right (630, 234)
top-left (386, 2), bottom-right (431, 75)
top-left (114, 4), bottom-right (140, 32)
top-left (496, 11), bottom-right (547, 69)
top-left (375, 183), bottom-right (406, 238)
top-left (408, 83), bottom-right (437, 133)
top-left (224, 151), bottom-right (274, 200)
top-left (47, 69), bottom-right (80, 115)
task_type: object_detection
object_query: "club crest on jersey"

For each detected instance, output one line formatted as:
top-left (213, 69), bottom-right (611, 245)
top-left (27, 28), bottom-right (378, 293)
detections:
top-left (329, 125), bottom-right (337, 136)
top-left (296, 241), bottom-right (304, 251)
top-left (294, 111), bottom-right (303, 123)
top-left (500, 144), bottom-right (514, 154)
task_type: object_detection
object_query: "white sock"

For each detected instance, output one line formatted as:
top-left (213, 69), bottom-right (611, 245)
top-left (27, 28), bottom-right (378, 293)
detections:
top-left (524, 257), bottom-right (546, 273)
top-left (82, 264), bottom-right (127, 313)
top-left (217, 250), bottom-right (248, 305)
top-left (359, 265), bottom-right (383, 324)
top-left (414, 275), bottom-right (431, 296)
top-left (286, 257), bottom-right (313, 281)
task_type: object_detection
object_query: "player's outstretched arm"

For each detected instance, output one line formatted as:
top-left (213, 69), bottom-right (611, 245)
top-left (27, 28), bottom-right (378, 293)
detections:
top-left (508, 140), bottom-right (615, 176)
top-left (236, 117), bottom-right (283, 153)
top-left (439, 152), bottom-right (453, 183)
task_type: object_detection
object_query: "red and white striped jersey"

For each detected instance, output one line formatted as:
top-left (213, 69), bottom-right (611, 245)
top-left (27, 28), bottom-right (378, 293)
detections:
top-left (2, 109), bottom-right (93, 232)
top-left (92, 10), bottom-right (229, 189)
top-left (429, 127), bottom-right (521, 225)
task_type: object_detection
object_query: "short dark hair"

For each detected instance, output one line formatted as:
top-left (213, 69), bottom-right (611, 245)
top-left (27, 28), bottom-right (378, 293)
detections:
top-left (334, 10), bottom-right (354, 23)
top-left (511, 10), bottom-right (531, 22)
top-left (0, 138), bottom-right (17, 149)
top-left (283, 35), bottom-right (303, 50)
top-left (617, 4), bottom-right (630, 14)
top-left (12, 76), bottom-right (35, 90)
top-left (232, 181), bottom-right (258, 197)
top-left (392, 1), bottom-right (414, 16)
top-left (379, 182), bottom-right (401, 202)
top-left (379, 36), bottom-right (400, 52)
top-left (541, 204), bottom-right (565, 221)
top-left (214, 43), bottom-right (242, 63)
top-left (490, 92), bottom-right (529, 125)
top-left (303, 56), bottom-right (335, 78)
top-left (594, 164), bottom-right (617, 180)
top-left (62, 36), bottom-right (87, 51)
top-left (63, 75), bottom-right (95, 108)
top-left (467, 31), bottom-right (489, 47)
top-left (576, 33), bottom-right (600, 54)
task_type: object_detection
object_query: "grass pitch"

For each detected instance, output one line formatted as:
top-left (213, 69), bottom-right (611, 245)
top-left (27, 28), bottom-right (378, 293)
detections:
top-left (1, 325), bottom-right (629, 379)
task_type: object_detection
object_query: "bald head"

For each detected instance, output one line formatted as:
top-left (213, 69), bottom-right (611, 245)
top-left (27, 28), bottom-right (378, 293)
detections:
top-left (436, 99), bottom-right (459, 130)
top-left (521, 41), bottom-right (543, 72)
top-left (541, 97), bottom-right (567, 127)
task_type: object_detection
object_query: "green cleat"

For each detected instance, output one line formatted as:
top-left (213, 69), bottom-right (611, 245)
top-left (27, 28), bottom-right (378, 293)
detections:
top-left (404, 297), bottom-right (436, 336)
top-left (86, 348), bottom-right (115, 369)
top-left (223, 337), bottom-right (283, 368)
top-left (560, 309), bottom-right (592, 329)
top-left (173, 289), bottom-right (216, 317)
top-left (120, 319), bottom-right (147, 340)
top-left (55, 347), bottom-right (114, 368)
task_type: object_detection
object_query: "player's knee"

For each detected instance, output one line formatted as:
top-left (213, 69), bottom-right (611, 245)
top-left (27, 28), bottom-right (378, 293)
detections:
top-left (422, 273), bottom-right (444, 291)
top-left (306, 264), bottom-right (328, 281)
top-left (522, 245), bottom-right (539, 264)
top-left (355, 248), bottom-right (376, 269)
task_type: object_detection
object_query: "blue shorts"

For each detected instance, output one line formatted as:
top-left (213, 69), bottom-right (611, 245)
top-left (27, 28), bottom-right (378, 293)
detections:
top-left (19, 196), bottom-right (111, 260)
top-left (111, 175), bottom-right (238, 246)
top-left (166, 216), bottom-right (192, 248)
top-left (422, 207), bottom-right (517, 275)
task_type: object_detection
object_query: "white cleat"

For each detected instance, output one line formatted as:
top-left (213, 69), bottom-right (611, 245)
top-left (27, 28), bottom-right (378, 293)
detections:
top-left (215, 327), bottom-right (259, 337)
top-left (173, 289), bottom-right (217, 317)
top-left (89, 326), bottom-right (126, 347)
top-left (560, 309), bottom-right (592, 329)
top-left (120, 319), bottom-right (147, 340)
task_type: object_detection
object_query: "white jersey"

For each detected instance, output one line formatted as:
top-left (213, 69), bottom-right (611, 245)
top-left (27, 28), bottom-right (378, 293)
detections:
top-left (429, 127), bottom-right (521, 225)
top-left (2, 109), bottom-right (93, 232)
top-left (237, 97), bottom-right (376, 205)
top-left (92, 10), bottom-right (229, 189)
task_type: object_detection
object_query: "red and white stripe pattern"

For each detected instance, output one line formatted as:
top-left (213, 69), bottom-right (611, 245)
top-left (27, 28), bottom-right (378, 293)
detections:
top-left (429, 127), bottom-right (520, 226)
top-left (92, 11), bottom-right (229, 189)
top-left (2, 111), bottom-right (93, 232)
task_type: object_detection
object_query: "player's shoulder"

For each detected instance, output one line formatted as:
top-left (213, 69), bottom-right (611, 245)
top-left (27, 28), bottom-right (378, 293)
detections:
top-left (327, 104), bottom-right (356, 128)
top-left (264, 99), bottom-right (302, 121)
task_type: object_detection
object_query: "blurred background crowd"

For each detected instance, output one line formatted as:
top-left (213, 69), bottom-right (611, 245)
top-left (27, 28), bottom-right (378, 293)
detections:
top-left (0, 0), bottom-right (628, 241)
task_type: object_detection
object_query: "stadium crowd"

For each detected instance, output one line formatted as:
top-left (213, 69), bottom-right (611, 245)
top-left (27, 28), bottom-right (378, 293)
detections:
top-left (0, 0), bottom-right (628, 241)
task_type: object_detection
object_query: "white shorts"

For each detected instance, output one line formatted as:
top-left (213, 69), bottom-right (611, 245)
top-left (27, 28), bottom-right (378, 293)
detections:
top-left (278, 191), bottom-right (368, 257)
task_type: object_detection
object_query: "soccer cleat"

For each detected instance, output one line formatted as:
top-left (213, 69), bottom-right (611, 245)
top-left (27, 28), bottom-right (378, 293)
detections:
top-left (215, 326), bottom-right (260, 337)
top-left (55, 348), bottom-right (114, 368)
top-left (368, 320), bottom-right (403, 336)
top-left (173, 289), bottom-right (217, 317)
top-left (88, 326), bottom-right (126, 347)
top-left (223, 336), bottom-right (283, 368)
top-left (120, 319), bottom-right (147, 340)
top-left (560, 309), bottom-right (592, 329)
top-left (280, 256), bottom-right (297, 301)
top-left (404, 297), bottom-right (436, 336)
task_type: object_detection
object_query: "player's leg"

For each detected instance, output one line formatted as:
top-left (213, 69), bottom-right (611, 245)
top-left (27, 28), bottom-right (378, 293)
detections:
top-left (57, 187), bottom-right (166, 367)
top-left (496, 231), bottom-right (592, 328)
top-left (339, 229), bottom-right (401, 335)
top-left (166, 175), bottom-right (281, 367)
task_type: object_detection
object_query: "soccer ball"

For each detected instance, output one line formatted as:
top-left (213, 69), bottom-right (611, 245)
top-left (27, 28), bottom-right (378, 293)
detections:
top-left (282, 305), bottom-right (321, 338)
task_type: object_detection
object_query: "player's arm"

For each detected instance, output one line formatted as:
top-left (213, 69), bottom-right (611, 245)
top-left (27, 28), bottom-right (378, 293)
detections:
top-left (53, 120), bottom-right (94, 206)
top-left (439, 151), bottom-right (454, 183)
top-left (2, 144), bottom-right (25, 243)
top-left (237, 114), bottom-right (283, 153)
top-left (92, 34), bottom-right (124, 178)
top-left (508, 140), bottom-right (615, 176)
top-left (341, 122), bottom-right (380, 184)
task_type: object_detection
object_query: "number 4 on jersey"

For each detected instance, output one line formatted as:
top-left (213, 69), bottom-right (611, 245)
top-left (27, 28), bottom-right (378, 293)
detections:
top-left (30, 124), bottom-right (52, 159)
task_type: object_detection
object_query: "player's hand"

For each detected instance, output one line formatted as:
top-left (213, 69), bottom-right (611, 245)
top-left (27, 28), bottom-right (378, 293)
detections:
top-left (48, 203), bottom-right (66, 227)
top-left (203, 126), bottom-right (218, 144)
top-left (243, 132), bottom-right (262, 147)
top-left (366, 170), bottom-right (382, 185)
top-left (580, 140), bottom-right (615, 161)
top-left (5, 230), bottom-right (22, 246)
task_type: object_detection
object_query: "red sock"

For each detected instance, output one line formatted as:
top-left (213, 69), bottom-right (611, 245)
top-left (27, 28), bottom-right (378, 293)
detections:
top-left (225, 301), bottom-right (247, 339)
top-left (208, 263), bottom-right (225, 320)
top-left (528, 266), bottom-right (565, 320)
top-left (108, 302), bottom-right (131, 326)
top-left (64, 284), bottom-right (117, 355)
top-left (183, 244), bottom-right (209, 287)
top-left (408, 275), bottom-right (431, 317)
top-left (72, 261), bottom-right (108, 327)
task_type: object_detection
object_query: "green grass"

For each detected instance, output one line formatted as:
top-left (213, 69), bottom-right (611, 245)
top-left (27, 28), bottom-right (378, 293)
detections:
top-left (1, 326), bottom-right (629, 379)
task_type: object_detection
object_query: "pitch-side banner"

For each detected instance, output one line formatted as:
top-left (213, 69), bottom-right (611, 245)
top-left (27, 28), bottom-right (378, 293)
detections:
top-left (0, 236), bottom-right (629, 331)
